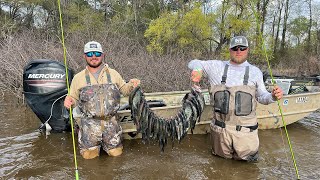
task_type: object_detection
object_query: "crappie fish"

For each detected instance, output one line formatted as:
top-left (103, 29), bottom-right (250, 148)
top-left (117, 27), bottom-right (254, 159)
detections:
top-left (128, 87), bottom-right (205, 151)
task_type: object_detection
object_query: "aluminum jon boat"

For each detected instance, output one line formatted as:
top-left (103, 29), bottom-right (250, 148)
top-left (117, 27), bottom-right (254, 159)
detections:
top-left (22, 60), bottom-right (320, 138)
top-left (118, 89), bottom-right (320, 139)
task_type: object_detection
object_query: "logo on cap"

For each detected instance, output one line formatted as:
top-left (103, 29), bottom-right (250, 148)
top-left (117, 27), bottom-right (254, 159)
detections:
top-left (90, 44), bottom-right (97, 48)
top-left (235, 38), bottom-right (242, 44)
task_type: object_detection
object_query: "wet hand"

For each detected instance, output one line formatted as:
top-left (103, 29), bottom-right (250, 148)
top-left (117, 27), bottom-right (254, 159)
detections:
top-left (64, 96), bottom-right (74, 109)
top-left (272, 85), bottom-right (283, 100)
top-left (130, 78), bottom-right (140, 88)
top-left (191, 69), bottom-right (203, 83)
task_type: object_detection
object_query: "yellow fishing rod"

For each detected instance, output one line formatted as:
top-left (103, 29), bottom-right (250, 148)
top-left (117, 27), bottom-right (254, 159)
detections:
top-left (57, 0), bottom-right (79, 179)
top-left (250, 1), bottom-right (300, 179)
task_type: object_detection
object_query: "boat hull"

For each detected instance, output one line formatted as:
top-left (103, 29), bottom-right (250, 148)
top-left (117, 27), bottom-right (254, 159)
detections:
top-left (117, 91), bottom-right (320, 139)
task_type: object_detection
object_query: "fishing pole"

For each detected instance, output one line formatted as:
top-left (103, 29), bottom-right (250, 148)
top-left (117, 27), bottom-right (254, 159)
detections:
top-left (250, 1), bottom-right (300, 179)
top-left (57, 0), bottom-right (80, 179)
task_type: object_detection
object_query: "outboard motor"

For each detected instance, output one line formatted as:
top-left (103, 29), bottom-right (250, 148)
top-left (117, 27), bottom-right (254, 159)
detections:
top-left (23, 60), bottom-right (74, 132)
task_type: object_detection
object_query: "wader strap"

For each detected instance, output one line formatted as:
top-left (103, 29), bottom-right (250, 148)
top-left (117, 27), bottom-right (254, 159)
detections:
top-left (93, 115), bottom-right (112, 121)
top-left (214, 120), bottom-right (226, 128)
top-left (243, 66), bottom-right (249, 85)
top-left (101, 120), bottom-right (105, 131)
top-left (85, 69), bottom-right (91, 85)
top-left (85, 67), bottom-right (112, 85)
top-left (105, 68), bottom-right (112, 83)
top-left (236, 125), bottom-right (242, 131)
top-left (221, 64), bottom-right (229, 84)
top-left (214, 120), bottom-right (258, 132)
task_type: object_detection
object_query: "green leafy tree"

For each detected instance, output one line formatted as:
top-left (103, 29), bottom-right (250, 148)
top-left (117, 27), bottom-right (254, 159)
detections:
top-left (144, 5), bottom-right (214, 56)
top-left (178, 7), bottom-right (214, 55)
top-left (144, 12), bottom-right (178, 54)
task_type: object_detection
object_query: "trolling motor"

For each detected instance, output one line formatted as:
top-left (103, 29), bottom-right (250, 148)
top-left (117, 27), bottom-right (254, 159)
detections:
top-left (23, 59), bottom-right (74, 132)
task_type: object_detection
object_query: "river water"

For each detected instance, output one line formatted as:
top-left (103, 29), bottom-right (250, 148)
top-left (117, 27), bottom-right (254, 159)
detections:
top-left (1, 99), bottom-right (320, 179)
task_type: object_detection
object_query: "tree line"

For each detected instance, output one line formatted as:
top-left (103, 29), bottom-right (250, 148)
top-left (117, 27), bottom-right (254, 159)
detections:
top-left (0, 0), bottom-right (319, 99)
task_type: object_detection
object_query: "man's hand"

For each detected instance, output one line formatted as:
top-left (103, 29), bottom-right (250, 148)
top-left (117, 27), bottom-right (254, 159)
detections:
top-left (64, 96), bottom-right (74, 109)
top-left (192, 84), bottom-right (202, 93)
top-left (191, 69), bottom-right (203, 83)
top-left (272, 85), bottom-right (283, 100)
top-left (129, 78), bottom-right (140, 88)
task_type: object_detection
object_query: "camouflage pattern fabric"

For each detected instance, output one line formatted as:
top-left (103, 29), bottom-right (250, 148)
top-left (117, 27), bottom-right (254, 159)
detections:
top-left (78, 84), bottom-right (121, 118)
top-left (78, 116), bottom-right (123, 153)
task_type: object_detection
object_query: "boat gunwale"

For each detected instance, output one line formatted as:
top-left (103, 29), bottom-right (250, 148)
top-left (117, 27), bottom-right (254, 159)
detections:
top-left (132, 89), bottom-right (320, 97)
top-left (118, 91), bottom-right (320, 112)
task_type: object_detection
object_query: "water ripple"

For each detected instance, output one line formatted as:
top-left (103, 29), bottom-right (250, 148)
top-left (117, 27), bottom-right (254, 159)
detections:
top-left (0, 131), bottom-right (39, 178)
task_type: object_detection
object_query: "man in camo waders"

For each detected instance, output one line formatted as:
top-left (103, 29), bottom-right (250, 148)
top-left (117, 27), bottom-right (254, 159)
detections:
top-left (64, 41), bottom-right (140, 159)
top-left (188, 36), bottom-right (283, 161)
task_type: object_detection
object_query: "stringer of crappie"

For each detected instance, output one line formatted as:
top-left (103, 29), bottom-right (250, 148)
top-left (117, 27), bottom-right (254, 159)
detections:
top-left (129, 86), bottom-right (205, 151)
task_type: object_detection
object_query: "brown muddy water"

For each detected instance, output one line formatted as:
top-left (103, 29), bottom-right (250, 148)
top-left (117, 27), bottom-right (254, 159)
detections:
top-left (1, 99), bottom-right (320, 179)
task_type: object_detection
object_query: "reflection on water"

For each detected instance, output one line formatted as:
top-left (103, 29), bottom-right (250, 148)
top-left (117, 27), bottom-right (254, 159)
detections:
top-left (1, 101), bottom-right (320, 179)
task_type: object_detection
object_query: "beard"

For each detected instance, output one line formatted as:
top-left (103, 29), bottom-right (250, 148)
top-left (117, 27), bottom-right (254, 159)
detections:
top-left (230, 53), bottom-right (248, 64)
top-left (86, 59), bottom-right (102, 68)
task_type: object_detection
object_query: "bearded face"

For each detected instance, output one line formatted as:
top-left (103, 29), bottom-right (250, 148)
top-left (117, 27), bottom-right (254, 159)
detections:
top-left (229, 46), bottom-right (249, 64)
top-left (84, 52), bottom-right (104, 68)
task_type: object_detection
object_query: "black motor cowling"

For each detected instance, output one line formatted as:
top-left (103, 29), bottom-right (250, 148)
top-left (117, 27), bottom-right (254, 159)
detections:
top-left (23, 60), bottom-right (74, 132)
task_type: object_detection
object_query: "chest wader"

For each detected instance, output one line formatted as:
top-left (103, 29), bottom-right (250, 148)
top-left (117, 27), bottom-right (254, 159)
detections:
top-left (210, 65), bottom-right (259, 161)
top-left (77, 69), bottom-right (123, 159)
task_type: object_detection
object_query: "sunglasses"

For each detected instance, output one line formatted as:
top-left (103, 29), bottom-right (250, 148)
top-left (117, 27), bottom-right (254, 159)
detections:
top-left (85, 51), bottom-right (102, 57)
top-left (231, 46), bottom-right (248, 51)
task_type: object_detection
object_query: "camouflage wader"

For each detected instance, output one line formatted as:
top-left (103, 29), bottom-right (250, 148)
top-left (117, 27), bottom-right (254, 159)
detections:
top-left (210, 65), bottom-right (259, 161)
top-left (78, 116), bottom-right (123, 155)
top-left (77, 69), bottom-right (123, 158)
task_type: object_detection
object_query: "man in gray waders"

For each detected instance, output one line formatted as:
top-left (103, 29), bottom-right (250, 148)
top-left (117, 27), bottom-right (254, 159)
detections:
top-left (64, 41), bottom-right (140, 159)
top-left (188, 36), bottom-right (283, 161)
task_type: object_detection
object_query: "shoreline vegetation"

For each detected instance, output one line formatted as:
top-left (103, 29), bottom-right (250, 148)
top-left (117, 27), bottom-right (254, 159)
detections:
top-left (0, 31), bottom-right (318, 101)
top-left (0, 1), bottom-right (319, 101)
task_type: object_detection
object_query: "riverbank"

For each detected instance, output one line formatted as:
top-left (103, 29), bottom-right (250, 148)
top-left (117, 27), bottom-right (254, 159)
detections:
top-left (0, 31), bottom-right (319, 101)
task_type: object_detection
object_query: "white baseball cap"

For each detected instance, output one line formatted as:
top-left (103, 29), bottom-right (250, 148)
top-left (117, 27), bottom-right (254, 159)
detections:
top-left (84, 41), bottom-right (103, 53)
top-left (230, 36), bottom-right (249, 48)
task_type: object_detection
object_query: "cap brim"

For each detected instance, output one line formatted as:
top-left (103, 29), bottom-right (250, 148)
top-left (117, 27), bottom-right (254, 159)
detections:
top-left (230, 45), bottom-right (248, 48)
top-left (84, 50), bottom-right (103, 53)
